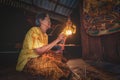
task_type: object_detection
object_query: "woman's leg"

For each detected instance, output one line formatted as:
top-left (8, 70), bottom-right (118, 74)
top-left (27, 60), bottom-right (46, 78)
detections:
top-left (23, 57), bottom-right (65, 80)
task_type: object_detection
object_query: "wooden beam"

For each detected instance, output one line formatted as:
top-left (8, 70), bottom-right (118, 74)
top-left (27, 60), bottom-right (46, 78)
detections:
top-left (19, 0), bottom-right (67, 22)
top-left (0, 0), bottom-right (67, 22)
top-left (49, 0), bottom-right (74, 10)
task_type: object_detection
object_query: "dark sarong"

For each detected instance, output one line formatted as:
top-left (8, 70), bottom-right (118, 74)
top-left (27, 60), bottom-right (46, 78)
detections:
top-left (23, 50), bottom-right (70, 80)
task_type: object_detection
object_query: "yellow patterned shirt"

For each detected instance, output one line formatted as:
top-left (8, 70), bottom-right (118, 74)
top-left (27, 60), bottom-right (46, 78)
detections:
top-left (16, 27), bottom-right (48, 71)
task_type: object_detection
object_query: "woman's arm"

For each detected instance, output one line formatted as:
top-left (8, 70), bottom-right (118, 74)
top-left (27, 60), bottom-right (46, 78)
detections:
top-left (34, 34), bottom-right (66, 55)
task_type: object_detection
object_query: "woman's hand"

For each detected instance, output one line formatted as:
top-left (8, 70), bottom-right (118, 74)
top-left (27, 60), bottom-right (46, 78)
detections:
top-left (57, 33), bottom-right (66, 41)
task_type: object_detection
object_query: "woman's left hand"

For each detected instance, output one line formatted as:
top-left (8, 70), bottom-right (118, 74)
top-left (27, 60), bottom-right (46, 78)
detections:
top-left (57, 33), bottom-right (66, 41)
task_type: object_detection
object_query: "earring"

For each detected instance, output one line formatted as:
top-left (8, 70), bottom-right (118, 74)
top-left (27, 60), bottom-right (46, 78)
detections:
top-left (35, 19), bottom-right (40, 26)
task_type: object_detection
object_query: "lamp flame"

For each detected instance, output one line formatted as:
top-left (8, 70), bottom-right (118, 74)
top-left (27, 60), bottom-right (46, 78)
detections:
top-left (65, 30), bottom-right (72, 36)
top-left (62, 17), bottom-right (76, 36)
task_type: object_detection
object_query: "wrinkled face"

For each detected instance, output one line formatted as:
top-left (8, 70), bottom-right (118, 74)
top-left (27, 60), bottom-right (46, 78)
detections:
top-left (40, 14), bottom-right (51, 30)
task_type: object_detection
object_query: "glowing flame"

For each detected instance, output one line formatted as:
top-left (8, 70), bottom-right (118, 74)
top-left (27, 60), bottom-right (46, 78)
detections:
top-left (61, 17), bottom-right (76, 37)
top-left (62, 24), bottom-right (76, 36)
top-left (65, 30), bottom-right (72, 36)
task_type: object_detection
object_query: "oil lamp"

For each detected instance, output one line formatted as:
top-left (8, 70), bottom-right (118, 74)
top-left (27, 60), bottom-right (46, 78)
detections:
top-left (55, 17), bottom-right (76, 50)
top-left (59, 17), bottom-right (76, 46)
top-left (62, 17), bottom-right (76, 36)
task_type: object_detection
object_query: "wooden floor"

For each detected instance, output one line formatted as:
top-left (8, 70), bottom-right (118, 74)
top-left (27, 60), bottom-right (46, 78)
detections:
top-left (67, 59), bottom-right (120, 80)
top-left (0, 58), bottom-right (120, 80)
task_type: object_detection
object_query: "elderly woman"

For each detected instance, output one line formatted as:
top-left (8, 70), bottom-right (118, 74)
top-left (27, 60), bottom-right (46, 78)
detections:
top-left (16, 12), bottom-right (71, 80)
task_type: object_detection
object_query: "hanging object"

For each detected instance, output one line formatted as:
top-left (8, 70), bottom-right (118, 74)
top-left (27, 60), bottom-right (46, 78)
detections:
top-left (62, 17), bottom-right (76, 36)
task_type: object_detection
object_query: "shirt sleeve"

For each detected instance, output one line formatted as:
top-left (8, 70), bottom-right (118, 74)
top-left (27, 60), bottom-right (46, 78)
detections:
top-left (23, 27), bottom-right (44, 49)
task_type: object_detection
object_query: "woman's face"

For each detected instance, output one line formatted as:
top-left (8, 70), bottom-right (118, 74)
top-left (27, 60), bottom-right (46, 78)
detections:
top-left (40, 14), bottom-right (51, 30)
